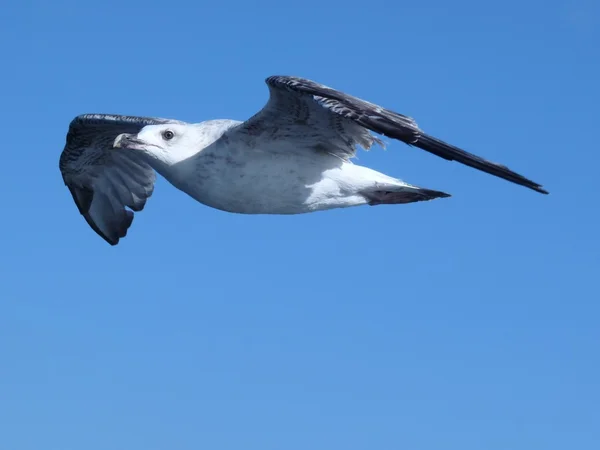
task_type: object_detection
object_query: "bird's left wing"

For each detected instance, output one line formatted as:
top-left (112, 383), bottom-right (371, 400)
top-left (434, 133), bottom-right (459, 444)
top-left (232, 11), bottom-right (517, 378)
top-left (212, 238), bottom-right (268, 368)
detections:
top-left (227, 76), bottom-right (547, 194)
top-left (59, 114), bottom-right (181, 245)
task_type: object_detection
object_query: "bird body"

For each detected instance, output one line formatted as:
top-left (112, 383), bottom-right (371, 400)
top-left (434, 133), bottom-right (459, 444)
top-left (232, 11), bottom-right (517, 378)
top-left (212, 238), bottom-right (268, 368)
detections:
top-left (139, 120), bottom-right (430, 215)
top-left (59, 76), bottom-right (547, 245)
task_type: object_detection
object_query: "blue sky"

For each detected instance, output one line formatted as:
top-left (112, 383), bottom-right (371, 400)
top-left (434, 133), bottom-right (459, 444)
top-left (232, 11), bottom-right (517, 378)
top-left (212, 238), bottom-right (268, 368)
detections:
top-left (1, 0), bottom-right (598, 449)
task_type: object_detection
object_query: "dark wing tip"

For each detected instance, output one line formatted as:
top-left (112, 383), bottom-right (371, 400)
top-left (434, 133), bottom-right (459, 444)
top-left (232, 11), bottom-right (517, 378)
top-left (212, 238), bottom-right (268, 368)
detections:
top-left (82, 213), bottom-right (119, 246)
top-left (81, 201), bottom-right (135, 246)
top-left (414, 134), bottom-right (548, 195)
top-left (66, 185), bottom-right (133, 246)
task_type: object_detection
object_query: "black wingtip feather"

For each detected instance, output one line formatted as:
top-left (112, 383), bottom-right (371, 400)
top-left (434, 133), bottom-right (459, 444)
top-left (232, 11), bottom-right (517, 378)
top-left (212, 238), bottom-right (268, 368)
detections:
top-left (414, 134), bottom-right (549, 195)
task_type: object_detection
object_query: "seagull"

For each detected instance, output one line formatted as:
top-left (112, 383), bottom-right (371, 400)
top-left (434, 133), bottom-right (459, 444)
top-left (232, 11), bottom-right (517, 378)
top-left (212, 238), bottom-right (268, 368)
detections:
top-left (59, 75), bottom-right (547, 245)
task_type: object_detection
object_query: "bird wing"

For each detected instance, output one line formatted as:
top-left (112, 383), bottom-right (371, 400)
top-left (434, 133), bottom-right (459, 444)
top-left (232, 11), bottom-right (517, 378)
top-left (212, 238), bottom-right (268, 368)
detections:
top-left (226, 76), bottom-right (547, 194)
top-left (59, 114), bottom-right (182, 245)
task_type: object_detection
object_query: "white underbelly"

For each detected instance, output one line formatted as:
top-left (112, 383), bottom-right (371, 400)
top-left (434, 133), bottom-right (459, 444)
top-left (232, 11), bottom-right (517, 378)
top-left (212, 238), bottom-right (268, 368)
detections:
top-left (173, 151), bottom-right (376, 214)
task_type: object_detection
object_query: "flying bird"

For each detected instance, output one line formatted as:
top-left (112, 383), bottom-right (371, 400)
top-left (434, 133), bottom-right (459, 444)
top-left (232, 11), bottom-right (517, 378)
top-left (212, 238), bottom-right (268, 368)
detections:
top-left (59, 75), bottom-right (547, 245)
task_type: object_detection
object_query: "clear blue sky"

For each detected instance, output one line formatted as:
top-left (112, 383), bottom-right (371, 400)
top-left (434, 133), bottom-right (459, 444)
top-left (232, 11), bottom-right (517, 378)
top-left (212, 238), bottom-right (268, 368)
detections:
top-left (1, 1), bottom-right (598, 449)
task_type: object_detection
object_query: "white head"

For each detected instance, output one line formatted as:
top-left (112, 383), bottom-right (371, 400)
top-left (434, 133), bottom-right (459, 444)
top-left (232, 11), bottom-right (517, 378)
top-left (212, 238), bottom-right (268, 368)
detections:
top-left (113, 123), bottom-right (203, 167)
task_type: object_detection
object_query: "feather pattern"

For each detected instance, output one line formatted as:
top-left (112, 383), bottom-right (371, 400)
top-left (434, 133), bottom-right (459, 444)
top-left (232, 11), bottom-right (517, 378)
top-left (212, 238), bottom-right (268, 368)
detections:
top-left (59, 114), bottom-right (182, 245)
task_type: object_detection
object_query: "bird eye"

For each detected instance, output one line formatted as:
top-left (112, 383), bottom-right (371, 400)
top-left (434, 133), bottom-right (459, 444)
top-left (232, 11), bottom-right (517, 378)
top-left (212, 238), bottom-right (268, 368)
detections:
top-left (162, 130), bottom-right (175, 140)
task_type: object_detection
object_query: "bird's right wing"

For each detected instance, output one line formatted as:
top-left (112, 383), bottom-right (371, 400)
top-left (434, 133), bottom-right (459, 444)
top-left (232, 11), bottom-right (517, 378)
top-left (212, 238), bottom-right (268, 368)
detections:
top-left (59, 114), bottom-right (182, 245)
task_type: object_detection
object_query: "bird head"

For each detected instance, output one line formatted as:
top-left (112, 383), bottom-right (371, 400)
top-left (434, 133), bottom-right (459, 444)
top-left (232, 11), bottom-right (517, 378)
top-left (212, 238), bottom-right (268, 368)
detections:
top-left (113, 123), bottom-right (201, 166)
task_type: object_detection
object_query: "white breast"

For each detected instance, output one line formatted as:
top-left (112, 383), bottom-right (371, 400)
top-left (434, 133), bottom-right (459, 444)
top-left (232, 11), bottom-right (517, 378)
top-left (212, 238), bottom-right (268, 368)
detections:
top-left (169, 143), bottom-right (376, 214)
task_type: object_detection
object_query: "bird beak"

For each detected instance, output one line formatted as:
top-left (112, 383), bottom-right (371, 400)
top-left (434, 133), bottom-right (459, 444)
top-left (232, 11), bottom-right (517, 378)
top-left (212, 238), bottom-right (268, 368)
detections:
top-left (113, 133), bottom-right (147, 150)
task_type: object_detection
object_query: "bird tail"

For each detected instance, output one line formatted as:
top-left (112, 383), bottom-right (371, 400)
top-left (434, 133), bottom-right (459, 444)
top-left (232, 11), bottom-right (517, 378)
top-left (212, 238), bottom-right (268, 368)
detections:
top-left (365, 185), bottom-right (451, 206)
top-left (413, 133), bottom-right (548, 194)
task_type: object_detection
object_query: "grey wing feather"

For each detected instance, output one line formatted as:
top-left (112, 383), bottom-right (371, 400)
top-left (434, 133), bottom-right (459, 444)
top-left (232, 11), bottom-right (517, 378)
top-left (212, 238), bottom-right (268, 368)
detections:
top-left (59, 114), bottom-right (182, 245)
top-left (228, 77), bottom-right (384, 160)
top-left (230, 76), bottom-right (547, 194)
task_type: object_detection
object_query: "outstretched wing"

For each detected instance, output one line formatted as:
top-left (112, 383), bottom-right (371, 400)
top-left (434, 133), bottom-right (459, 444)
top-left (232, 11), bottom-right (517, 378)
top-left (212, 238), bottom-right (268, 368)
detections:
top-left (228, 76), bottom-right (547, 194)
top-left (59, 114), bottom-right (182, 245)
